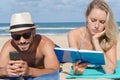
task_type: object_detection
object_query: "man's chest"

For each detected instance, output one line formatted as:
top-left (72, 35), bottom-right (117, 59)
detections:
top-left (19, 53), bottom-right (44, 67)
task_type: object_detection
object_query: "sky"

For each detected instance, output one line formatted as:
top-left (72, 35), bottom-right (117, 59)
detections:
top-left (0, 0), bottom-right (120, 23)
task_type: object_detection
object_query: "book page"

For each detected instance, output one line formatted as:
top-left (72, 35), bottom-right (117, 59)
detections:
top-left (54, 47), bottom-right (78, 52)
top-left (78, 49), bottom-right (103, 53)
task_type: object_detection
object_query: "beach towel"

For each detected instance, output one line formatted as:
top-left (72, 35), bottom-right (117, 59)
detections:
top-left (66, 60), bottom-right (120, 79)
top-left (4, 70), bottom-right (59, 80)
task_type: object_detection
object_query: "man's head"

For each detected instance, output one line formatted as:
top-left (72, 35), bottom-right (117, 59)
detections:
top-left (10, 12), bottom-right (36, 52)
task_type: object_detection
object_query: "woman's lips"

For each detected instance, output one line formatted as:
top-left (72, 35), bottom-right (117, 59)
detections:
top-left (92, 29), bottom-right (100, 33)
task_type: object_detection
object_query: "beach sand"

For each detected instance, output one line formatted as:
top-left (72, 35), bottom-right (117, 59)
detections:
top-left (0, 34), bottom-right (120, 80)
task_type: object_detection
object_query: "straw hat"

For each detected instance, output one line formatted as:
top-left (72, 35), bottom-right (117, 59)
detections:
top-left (9, 12), bottom-right (37, 32)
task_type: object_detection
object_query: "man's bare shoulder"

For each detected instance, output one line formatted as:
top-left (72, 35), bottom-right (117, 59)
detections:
top-left (40, 35), bottom-right (54, 44)
top-left (1, 39), bottom-right (13, 49)
top-left (0, 39), bottom-right (15, 59)
top-left (35, 35), bottom-right (55, 55)
top-left (35, 35), bottom-right (54, 48)
top-left (1, 39), bottom-right (14, 51)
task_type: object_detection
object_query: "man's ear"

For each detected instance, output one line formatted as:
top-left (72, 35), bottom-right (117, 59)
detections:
top-left (32, 29), bottom-right (36, 36)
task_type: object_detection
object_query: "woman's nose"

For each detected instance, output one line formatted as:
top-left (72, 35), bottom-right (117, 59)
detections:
top-left (95, 21), bottom-right (99, 29)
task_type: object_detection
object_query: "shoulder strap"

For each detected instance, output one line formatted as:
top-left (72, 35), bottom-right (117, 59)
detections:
top-left (79, 28), bottom-right (87, 49)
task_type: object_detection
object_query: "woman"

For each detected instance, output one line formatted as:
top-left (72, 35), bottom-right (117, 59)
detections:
top-left (68, 0), bottom-right (119, 74)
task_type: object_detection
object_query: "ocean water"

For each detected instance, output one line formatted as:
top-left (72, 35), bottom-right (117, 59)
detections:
top-left (0, 22), bottom-right (120, 36)
top-left (0, 22), bottom-right (85, 36)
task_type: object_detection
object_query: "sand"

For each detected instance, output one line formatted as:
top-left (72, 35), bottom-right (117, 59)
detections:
top-left (0, 34), bottom-right (120, 80)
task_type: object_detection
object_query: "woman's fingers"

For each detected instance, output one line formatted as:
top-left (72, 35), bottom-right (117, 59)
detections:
top-left (75, 60), bottom-right (81, 66)
top-left (73, 61), bottom-right (89, 75)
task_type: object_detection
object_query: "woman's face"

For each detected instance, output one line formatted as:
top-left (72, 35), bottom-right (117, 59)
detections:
top-left (86, 8), bottom-right (107, 36)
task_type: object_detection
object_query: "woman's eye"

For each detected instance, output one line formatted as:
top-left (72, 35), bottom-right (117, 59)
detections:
top-left (100, 20), bottom-right (105, 24)
top-left (91, 19), bottom-right (97, 22)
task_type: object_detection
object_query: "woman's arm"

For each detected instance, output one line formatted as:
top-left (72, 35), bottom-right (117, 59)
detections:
top-left (92, 30), bottom-right (117, 74)
top-left (102, 44), bottom-right (117, 74)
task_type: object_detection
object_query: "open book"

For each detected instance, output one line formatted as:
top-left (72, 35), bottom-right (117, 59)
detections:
top-left (54, 47), bottom-right (105, 65)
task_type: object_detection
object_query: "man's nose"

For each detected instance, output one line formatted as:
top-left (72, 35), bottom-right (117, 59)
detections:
top-left (19, 36), bottom-right (26, 42)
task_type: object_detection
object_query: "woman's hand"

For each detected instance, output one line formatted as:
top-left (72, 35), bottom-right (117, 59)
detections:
top-left (72, 60), bottom-right (88, 75)
top-left (92, 30), bottom-right (105, 41)
top-left (92, 30), bottom-right (105, 51)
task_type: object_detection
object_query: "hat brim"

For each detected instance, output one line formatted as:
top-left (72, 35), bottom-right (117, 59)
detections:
top-left (9, 26), bottom-right (37, 32)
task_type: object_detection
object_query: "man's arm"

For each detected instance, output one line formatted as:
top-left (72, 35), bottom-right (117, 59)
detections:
top-left (0, 40), bottom-right (16, 77)
top-left (28, 37), bottom-right (59, 77)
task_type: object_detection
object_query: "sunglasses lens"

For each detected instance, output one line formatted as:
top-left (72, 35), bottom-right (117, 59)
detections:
top-left (12, 32), bottom-right (31, 40)
top-left (23, 32), bottom-right (31, 39)
top-left (12, 35), bottom-right (21, 40)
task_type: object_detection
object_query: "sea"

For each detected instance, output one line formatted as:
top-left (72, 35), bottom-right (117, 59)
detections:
top-left (0, 22), bottom-right (120, 36)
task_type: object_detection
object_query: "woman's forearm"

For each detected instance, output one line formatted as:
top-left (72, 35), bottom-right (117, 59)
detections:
top-left (92, 38), bottom-right (116, 74)
top-left (102, 54), bottom-right (116, 74)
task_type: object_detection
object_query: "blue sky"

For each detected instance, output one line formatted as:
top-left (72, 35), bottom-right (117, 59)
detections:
top-left (0, 0), bottom-right (120, 23)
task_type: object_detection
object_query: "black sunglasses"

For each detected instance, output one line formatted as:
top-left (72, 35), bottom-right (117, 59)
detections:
top-left (11, 32), bottom-right (32, 41)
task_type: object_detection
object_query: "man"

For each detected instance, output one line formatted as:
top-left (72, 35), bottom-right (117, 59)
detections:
top-left (0, 12), bottom-right (59, 79)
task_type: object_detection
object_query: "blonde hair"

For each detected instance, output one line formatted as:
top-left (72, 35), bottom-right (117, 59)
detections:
top-left (86, 0), bottom-right (119, 51)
